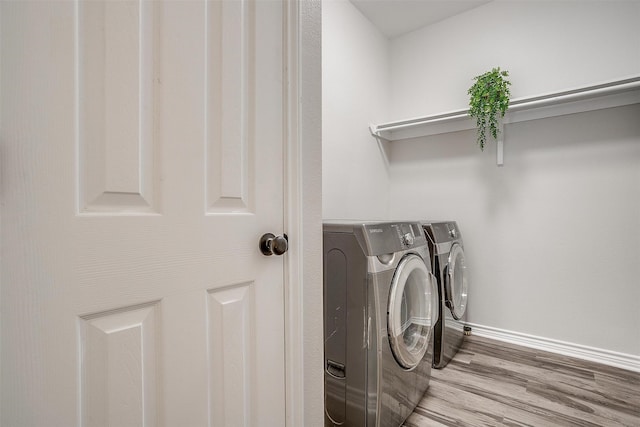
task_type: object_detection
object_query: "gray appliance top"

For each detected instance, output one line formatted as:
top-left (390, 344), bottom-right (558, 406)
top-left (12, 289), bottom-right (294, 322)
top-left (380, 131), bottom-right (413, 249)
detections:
top-left (323, 220), bottom-right (428, 256)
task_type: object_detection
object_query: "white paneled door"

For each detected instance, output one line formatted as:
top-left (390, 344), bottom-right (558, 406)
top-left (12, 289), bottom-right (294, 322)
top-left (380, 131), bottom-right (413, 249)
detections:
top-left (1, 1), bottom-right (289, 426)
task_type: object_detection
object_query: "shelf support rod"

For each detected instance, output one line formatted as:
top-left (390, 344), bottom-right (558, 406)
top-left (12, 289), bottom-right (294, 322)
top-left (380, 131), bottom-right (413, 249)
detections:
top-left (497, 119), bottom-right (504, 166)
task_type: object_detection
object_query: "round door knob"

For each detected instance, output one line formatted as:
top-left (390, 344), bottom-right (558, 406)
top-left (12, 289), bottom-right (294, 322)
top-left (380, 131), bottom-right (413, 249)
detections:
top-left (259, 233), bottom-right (288, 256)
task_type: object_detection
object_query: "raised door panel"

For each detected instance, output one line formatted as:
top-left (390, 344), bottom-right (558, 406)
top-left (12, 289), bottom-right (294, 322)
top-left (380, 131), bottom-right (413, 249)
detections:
top-left (208, 283), bottom-right (256, 426)
top-left (80, 302), bottom-right (159, 427)
top-left (77, 0), bottom-right (159, 214)
top-left (206, 0), bottom-right (254, 214)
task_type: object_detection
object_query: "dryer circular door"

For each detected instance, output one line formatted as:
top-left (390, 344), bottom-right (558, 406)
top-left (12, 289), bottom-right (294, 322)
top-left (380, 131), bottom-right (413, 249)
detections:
top-left (388, 254), bottom-right (438, 370)
top-left (445, 243), bottom-right (468, 320)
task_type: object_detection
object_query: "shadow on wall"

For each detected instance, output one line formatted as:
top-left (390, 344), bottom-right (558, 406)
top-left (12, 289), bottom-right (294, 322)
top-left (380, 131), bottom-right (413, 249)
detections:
top-left (389, 129), bottom-right (477, 164)
top-left (390, 104), bottom-right (640, 164)
top-left (372, 133), bottom-right (392, 174)
top-left (505, 105), bottom-right (640, 153)
top-left (388, 104), bottom-right (640, 217)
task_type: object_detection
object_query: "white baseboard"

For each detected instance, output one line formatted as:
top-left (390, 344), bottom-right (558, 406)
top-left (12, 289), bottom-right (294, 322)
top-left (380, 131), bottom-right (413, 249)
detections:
top-left (466, 322), bottom-right (640, 373)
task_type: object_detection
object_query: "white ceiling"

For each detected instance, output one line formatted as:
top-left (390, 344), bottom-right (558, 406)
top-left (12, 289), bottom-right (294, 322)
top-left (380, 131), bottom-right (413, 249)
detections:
top-left (349, 0), bottom-right (491, 39)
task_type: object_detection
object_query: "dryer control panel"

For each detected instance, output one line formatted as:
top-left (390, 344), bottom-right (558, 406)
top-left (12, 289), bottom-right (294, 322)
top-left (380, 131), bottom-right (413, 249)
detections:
top-left (424, 221), bottom-right (462, 245)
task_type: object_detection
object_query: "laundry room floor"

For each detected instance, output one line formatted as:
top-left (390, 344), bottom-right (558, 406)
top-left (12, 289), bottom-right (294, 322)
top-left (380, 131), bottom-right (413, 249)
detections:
top-left (403, 335), bottom-right (640, 427)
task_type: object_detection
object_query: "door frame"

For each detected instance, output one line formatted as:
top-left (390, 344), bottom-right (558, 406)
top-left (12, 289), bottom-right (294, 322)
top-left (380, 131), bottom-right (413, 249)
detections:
top-left (387, 254), bottom-right (433, 370)
top-left (283, 1), bottom-right (323, 426)
top-left (445, 242), bottom-right (468, 321)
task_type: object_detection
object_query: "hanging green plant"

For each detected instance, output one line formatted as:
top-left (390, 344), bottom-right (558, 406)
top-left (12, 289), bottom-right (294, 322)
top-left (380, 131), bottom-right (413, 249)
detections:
top-left (468, 67), bottom-right (511, 151)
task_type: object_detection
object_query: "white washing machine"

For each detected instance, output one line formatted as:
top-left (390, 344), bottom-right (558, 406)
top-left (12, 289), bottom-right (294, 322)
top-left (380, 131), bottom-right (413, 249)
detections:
top-left (422, 221), bottom-right (469, 369)
top-left (323, 221), bottom-right (439, 427)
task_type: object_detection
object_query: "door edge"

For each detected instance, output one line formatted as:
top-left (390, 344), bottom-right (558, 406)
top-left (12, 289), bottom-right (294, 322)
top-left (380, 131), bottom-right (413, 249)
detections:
top-left (283, 1), bottom-right (323, 426)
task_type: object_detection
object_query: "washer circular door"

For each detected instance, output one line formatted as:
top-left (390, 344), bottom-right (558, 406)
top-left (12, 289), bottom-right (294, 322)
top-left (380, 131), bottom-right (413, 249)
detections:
top-left (388, 254), bottom-right (437, 370)
top-left (445, 243), bottom-right (468, 320)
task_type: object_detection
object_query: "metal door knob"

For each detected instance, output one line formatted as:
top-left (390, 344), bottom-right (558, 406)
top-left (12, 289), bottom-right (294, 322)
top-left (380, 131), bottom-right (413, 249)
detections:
top-left (259, 233), bottom-right (288, 256)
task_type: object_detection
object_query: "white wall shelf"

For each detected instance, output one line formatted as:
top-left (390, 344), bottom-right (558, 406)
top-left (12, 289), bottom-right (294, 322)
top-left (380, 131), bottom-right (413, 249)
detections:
top-left (369, 76), bottom-right (640, 166)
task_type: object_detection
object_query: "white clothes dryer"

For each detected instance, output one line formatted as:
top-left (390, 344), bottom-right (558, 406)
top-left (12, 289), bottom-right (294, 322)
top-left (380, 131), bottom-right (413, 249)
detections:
top-left (422, 221), bottom-right (469, 369)
top-left (323, 221), bottom-right (439, 426)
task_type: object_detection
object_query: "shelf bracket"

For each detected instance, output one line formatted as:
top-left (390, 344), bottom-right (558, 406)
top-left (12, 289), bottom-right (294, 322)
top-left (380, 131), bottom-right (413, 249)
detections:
top-left (497, 119), bottom-right (504, 167)
top-left (369, 123), bottom-right (389, 142)
top-left (368, 123), bottom-right (379, 138)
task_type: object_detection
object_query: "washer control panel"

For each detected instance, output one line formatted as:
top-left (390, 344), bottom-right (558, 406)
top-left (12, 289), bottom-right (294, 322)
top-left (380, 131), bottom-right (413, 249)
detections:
top-left (362, 222), bottom-right (427, 255)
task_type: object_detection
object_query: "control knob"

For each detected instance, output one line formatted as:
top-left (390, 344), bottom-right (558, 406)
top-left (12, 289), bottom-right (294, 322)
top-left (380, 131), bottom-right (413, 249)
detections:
top-left (402, 233), bottom-right (414, 247)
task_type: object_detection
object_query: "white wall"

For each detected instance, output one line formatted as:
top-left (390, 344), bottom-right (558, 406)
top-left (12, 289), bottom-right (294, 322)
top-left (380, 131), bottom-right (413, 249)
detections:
top-left (323, 0), bottom-right (640, 357)
top-left (322, 0), bottom-right (390, 219)
top-left (389, 105), bottom-right (640, 356)
top-left (390, 1), bottom-right (640, 120)
top-left (386, 1), bottom-right (640, 356)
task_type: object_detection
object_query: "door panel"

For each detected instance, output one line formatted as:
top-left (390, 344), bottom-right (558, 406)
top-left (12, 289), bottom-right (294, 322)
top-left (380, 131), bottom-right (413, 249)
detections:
top-left (80, 302), bottom-right (160, 427)
top-left (207, 283), bottom-right (255, 427)
top-left (1, 1), bottom-right (286, 426)
top-left (206, 0), bottom-right (255, 214)
top-left (78, 0), bottom-right (160, 214)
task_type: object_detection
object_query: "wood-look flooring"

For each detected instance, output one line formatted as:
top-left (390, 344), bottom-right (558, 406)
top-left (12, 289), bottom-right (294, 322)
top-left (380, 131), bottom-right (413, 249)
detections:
top-left (404, 335), bottom-right (640, 427)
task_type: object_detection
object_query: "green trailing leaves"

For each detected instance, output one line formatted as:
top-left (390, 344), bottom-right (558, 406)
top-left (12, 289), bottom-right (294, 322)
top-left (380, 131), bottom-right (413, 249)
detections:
top-left (468, 67), bottom-right (511, 151)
